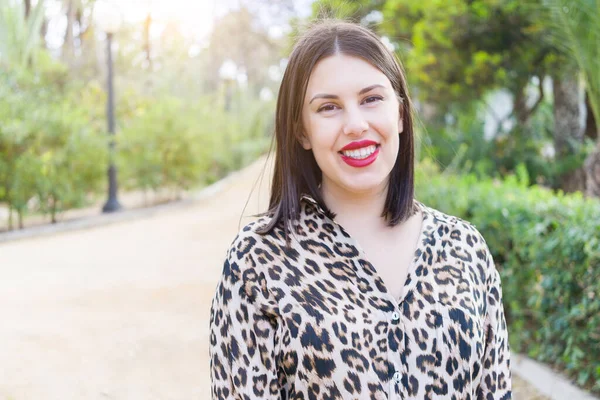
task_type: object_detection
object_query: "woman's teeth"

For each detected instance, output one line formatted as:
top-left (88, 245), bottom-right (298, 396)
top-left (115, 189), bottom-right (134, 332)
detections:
top-left (341, 145), bottom-right (377, 159)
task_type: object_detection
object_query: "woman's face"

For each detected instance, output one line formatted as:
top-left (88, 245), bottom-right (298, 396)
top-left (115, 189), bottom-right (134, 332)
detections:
top-left (300, 54), bottom-right (403, 198)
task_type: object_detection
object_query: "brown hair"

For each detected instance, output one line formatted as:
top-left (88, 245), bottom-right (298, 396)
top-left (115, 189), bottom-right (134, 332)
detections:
top-left (255, 19), bottom-right (416, 243)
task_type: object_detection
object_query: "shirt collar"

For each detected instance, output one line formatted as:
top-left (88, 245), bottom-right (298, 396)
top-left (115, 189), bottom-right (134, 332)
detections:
top-left (300, 193), bottom-right (326, 215)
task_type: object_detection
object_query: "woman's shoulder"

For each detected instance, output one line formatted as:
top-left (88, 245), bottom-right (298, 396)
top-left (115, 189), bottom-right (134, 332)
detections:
top-left (217, 215), bottom-right (285, 307)
top-left (224, 213), bottom-right (287, 263)
top-left (418, 200), bottom-right (491, 253)
top-left (228, 213), bottom-right (274, 243)
top-left (418, 201), bottom-right (497, 290)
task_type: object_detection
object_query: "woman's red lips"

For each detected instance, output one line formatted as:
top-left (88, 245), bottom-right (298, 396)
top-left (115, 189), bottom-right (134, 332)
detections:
top-left (339, 145), bottom-right (380, 168)
top-left (339, 139), bottom-right (379, 152)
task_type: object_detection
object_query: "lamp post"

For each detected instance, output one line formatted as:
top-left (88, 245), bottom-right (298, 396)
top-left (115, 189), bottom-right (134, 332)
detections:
top-left (94, 0), bottom-right (123, 213)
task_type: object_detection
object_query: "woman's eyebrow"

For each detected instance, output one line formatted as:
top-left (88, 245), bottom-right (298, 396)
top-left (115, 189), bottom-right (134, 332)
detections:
top-left (308, 84), bottom-right (385, 104)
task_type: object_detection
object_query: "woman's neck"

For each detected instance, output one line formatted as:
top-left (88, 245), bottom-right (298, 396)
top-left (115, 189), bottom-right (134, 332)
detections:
top-left (320, 180), bottom-right (390, 231)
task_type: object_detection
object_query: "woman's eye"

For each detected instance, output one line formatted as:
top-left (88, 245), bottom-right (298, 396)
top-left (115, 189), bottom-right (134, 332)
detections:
top-left (364, 95), bottom-right (383, 104)
top-left (317, 104), bottom-right (337, 113)
top-left (317, 96), bottom-right (383, 113)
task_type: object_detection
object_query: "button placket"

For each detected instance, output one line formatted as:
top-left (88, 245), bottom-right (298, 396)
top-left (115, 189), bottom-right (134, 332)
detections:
top-left (385, 305), bottom-right (404, 398)
top-left (389, 303), bottom-right (408, 398)
top-left (391, 369), bottom-right (404, 400)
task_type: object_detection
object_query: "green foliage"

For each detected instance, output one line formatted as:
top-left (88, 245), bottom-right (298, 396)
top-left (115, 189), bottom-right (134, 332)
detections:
top-left (209, 89), bottom-right (275, 179)
top-left (117, 95), bottom-right (212, 195)
top-left (0, 0), bottom-right (47, 69)
top-left (0, 59), bottom-right (274, 230)
top-left (117, 89), bottom-right (274, 197)
top-left (539, 0), bottom-right (600, 135)
top-left (311, 0), bottom-right (384, 21)
top-left (420, 102), bottom-right (492, 175)
top-left (380, 0), bottom-right (555, 113)
top-left (0, 64), bottom-right (108, 227)
top-left (421, 96), bottom-right (595, 188)
top-left (32, 100), bottom-right (108, 220)
top-left (416, 163), bottom-right (600, 393)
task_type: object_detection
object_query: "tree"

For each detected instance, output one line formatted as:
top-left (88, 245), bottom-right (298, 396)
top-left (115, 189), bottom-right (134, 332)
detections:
top-left (379, 0), bottom-right (554, 125)
top-left (311, 0), bottom-right (385, 21)
top-left (552, 71), bottom-right (586, 192)
top-left (0, 0), bottom-right (46, 69)
top-left (62, 0), bottom-right (98, 75)
top-left (203, 7), bottom-right (283, 95)
top-left (585, 92), bottom-right (598, 141)
top-left (539, 0), bottom-right (600, 197)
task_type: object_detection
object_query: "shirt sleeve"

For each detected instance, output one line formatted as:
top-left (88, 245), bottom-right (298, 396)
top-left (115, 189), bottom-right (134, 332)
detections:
top-left (478, 250), bottom-right (512, 399)
top-left (209, 244), bottom-right (281, 400)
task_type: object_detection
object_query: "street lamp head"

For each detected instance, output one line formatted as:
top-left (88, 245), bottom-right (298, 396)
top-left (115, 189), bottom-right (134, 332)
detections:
top-left (219, 59), bottom-right (238, 81)
top-left (94, 0), bottom-right (123, 34)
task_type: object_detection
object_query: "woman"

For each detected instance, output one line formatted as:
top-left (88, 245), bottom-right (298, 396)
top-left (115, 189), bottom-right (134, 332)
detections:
top-left (209, 19), bottom-right (512, 399)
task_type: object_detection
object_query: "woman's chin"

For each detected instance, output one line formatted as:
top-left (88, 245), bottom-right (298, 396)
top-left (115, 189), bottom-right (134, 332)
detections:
top-left (339, 176), bottom-right (389, 196)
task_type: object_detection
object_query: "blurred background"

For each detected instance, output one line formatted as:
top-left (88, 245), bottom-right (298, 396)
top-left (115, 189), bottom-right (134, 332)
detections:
top-left (0, 0), bottom-right (599, 398)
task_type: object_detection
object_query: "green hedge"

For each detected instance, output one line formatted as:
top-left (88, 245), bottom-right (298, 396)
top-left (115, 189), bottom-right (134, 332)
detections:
top-left (416, 159), bottom-right (600, 394)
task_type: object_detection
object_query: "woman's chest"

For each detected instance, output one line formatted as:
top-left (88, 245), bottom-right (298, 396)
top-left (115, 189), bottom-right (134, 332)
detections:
top-left (360, 240), bottom-right (413, 303)
top-left (270, 251), bottom-right (488, 399)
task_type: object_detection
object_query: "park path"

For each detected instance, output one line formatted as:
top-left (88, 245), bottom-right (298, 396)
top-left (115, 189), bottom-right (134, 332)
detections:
top-left (0, 155), bottom-right (544, 399)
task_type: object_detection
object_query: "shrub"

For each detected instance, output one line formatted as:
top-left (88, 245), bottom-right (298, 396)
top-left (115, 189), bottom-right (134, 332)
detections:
top-left (1, 62), bottom-right (274, 230)
top-left (0, 66), bottom-right (107, 227)
top-left (117, 91), bottom-right (273, 198)
top-left (419, 98), bottom-right (593, 189)
top-left (416, 161), bottom-right (600, 393)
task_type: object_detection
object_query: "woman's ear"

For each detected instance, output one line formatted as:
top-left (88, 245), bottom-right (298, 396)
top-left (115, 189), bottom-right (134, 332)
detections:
top-left (398, 115), bottom-right (404, 134)
top-left (300, 132), bottom-right (312, 150)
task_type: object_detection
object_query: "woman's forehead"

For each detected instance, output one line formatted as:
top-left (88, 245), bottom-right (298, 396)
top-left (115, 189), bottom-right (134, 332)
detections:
top-left (305, 54), bottom-right (391, 95)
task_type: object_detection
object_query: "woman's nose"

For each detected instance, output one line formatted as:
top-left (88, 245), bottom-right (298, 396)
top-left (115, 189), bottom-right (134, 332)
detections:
top-left (342, 107), bottom-right (369, 136)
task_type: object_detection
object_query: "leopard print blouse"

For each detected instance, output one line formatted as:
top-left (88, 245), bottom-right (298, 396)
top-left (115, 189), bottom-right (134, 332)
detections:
top-left (209, 194), bottom-right (512, 399)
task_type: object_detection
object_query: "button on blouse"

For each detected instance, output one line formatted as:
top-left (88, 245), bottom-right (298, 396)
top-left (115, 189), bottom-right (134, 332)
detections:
top-left (209, 194), bottom-right (512, 399)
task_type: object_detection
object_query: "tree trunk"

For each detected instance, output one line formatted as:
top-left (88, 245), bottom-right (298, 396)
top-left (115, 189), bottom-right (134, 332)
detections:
top-left (8, 206), bottom-right (13, 231)
top-left (584, 91), bottom-right (598, 141)
top-left (553, 75), bottom-right (586, 192)
top-left (513, 77), bottom-right (545, 127)
top-left (24, 0), bottom-right (31, 18)
top-left (514, 84), bottom-right (529, 126)
top-left (63, 0), bottom-right (75, 63)
top-left (584, 142), bottom-right (600, 197)
top-left (41, 17), bottom-right (48, 48)
top-left (50, 196), bottom-right (57, 224)
top-left (18, 209), bottom-right (23, 230)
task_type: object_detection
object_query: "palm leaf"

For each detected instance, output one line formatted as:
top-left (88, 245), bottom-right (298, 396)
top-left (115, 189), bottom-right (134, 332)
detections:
top-left (0, 0), bottom-right (46, 69)
top-left (535, 0), bottom-right (600, 134)
top-left (22, 0), bottom-right (46, 66)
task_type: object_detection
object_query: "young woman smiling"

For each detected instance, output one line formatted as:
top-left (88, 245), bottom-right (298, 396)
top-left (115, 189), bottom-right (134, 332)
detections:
top-left (209, 19), bottom-right (512, 400)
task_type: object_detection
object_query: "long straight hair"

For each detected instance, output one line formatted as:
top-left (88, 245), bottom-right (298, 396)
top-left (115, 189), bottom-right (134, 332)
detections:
top-left (255, 19), bottom-right (416, 244)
